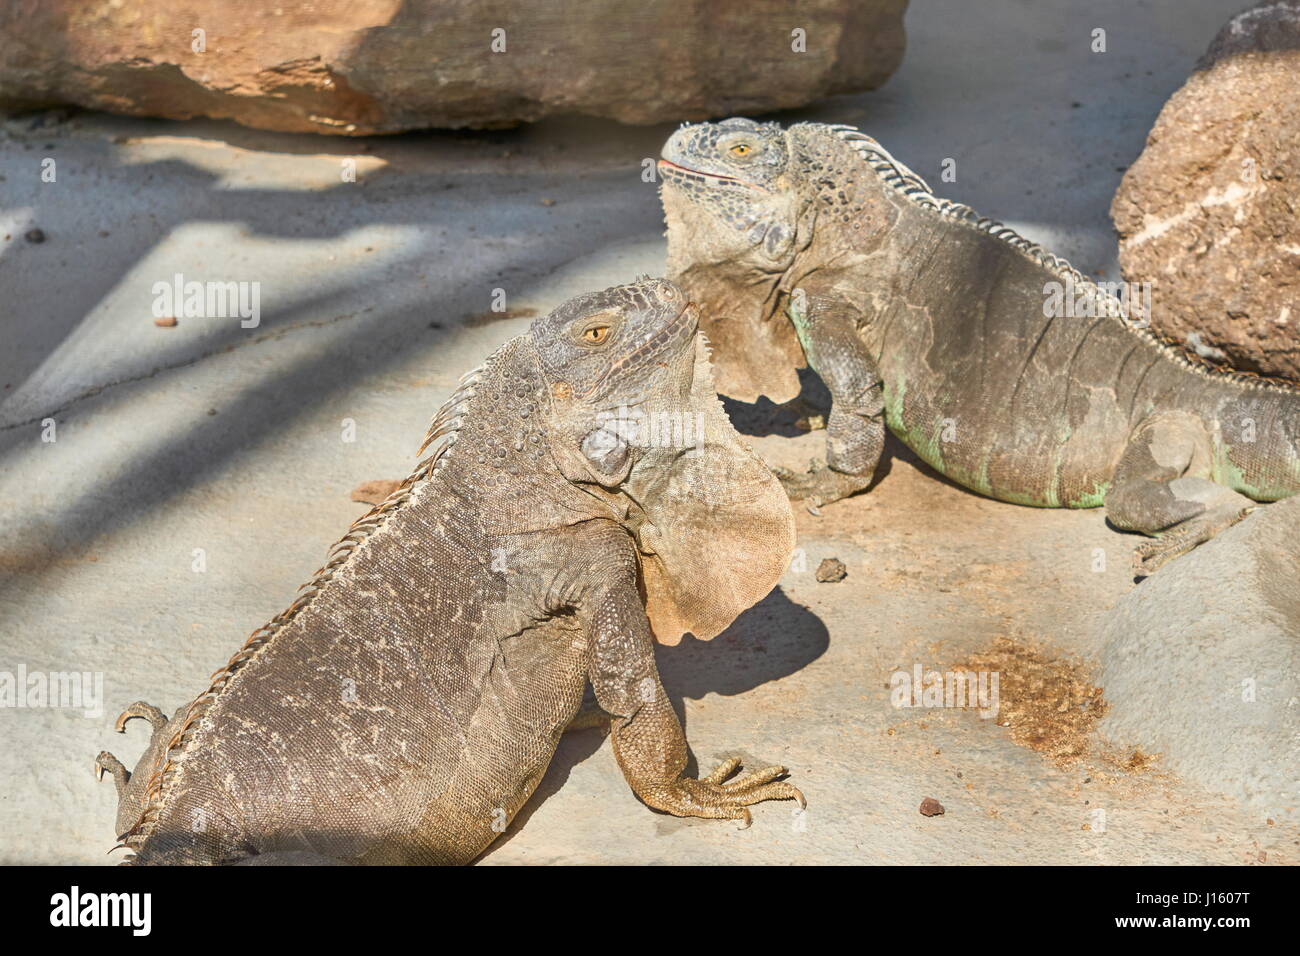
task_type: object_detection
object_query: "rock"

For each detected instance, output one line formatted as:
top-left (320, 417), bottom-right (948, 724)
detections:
top-left (918, 797), bottom-right (945, 817)
top-left (1111, 1), bottom-right (1300, 380)
top-left (350, 479), bottom-right (403, 505)
top-left (23, 228), bottom-right (45, 244)
top-left (1097, 496), bottom-right (1300, 819)
top-left (815, 557), bottom-right (847, 583)
top-left (0, 1), bottom-right (907, 135)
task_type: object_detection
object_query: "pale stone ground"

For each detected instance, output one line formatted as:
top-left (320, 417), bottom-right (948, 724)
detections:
top-left (1, 0), bottom-right (1293, 864)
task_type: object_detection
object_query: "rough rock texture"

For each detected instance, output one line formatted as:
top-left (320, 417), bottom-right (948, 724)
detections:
top-left (1097, 495), bottom-right (1300, 819)
top-left (0, 0), bottom-right (908, 135)
top-left (1112, 1), bottom-right (1300, 380)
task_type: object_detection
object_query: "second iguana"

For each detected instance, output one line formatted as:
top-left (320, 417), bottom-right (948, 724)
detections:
top-left (94, 277), bottom-right (801, 864)
top-left (658, 118), bottom-right (1300, 572)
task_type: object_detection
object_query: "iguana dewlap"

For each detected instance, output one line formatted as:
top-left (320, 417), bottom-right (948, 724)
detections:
top-left (659, 119), bottom-right (1300, 573)
top-left (95, 278), bottom-right (800, 865)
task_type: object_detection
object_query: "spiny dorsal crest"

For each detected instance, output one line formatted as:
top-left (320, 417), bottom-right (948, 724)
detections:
top-left (822, 123), bottom-right (1297, 394)
top-left (122, 352), bottom-right (493, 851)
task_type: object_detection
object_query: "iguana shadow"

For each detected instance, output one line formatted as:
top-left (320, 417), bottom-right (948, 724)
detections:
top-left (721, 366), bottom-right (832, 439)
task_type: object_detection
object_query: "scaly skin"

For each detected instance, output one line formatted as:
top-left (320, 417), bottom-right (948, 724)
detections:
top-left (97, 278), bottom-right (800, 865)
top-left (659, 119), bottom-right (1300, 573)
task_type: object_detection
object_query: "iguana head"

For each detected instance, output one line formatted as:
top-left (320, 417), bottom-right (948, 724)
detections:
top-left (659, 118), bottom-right (801, 267)
top-left (658, 119), bottom-right (818, 404)
top-left (530, 278), bottom-right (795, 644)
top-left (531, 277), bottom-right (698, 438)
top-left (660, 118), bottom-right (886, 403)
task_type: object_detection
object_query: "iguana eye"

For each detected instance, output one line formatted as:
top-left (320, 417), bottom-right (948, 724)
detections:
top-left (729, 143), bottom-right (753, 157)
top-left (582, 324), bottom-right (611, 345)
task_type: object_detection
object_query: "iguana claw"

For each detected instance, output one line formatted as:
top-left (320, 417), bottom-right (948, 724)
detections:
top-left (773, 459), bottom-right (871, 508)
top-left (1132, 506), bottom-right (1256, 577)
top-left (643, 758), bottom-right (805, 826)
top-left (114, 701), bottom-right (168, 734)
top-left (95, 751), bottom-right (130, 792)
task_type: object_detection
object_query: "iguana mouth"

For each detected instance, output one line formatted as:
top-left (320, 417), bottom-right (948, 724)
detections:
top-left (657, 158), bottom-right (767, 193)
top-left (629, 298), bottom-right (698, 364)
top-left (593, 299), bottom-right (698, 398)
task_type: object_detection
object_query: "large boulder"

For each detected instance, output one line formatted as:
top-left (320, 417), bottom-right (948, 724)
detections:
top-left (1097, 496), bottom-right (1300, 819)
top-left (1111, 1), bottom-right (1300, 380)
top-left (0, 0), bottom-right (907, 135)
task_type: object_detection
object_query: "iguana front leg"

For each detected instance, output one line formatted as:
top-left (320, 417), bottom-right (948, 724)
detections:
top-left (1105, 412), bottom-right (1255, 576)
top-left (584, 557), bottom-right (804, 825)
top-left (97, 701), bottom-right (184, 841)
top-left (777, 288), bottom-right (884, 507)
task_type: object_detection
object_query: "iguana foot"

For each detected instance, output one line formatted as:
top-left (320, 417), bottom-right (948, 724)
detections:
top-left (1132, 506), bottom-right (1255, 577)
top-left (642, 757), bottom-right (805, 827)
top-left (114, 701), bottom-right (168, 733)
top-left (95, 751), bottom-right (130, 792)
top-left (773, 459), bottom-right (871, 509)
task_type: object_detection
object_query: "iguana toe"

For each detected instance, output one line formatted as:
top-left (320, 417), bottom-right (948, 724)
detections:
top-left (95, 751), bottom-right (129, 792)
top-left (1132, 538), bottom-right (1180, 577)
top-left (701, 755), bottom-right (743, 785)
top-left (1132, 506), bottom-right (1256, 577)
top-left (773, 459), bottom-right (871, 507)
top-left (114, 701), bottom-right (168, 734)
top-left (713, 762), bottom-right (806, 811)
top-left (643, 759), bottom-right (804, 825)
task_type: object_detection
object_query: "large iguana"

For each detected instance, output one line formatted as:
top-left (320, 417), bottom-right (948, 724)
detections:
top-left (94, 278), bottom-right (801, 865)
top-left (659, 118), bottom-right (1300, 572)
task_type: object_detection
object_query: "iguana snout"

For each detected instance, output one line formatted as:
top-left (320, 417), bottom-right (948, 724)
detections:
top-left (659, 117), bottom-right (788, 194)
top-left (659, 118), bottom-right (801, 266)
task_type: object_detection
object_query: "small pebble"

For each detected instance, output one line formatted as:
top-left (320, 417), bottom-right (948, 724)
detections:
top-left (24, 228), bottom-right (45, 243)
top-left (919, 797), bottom-right (945, 817)
top-left (815, 557), bottom-right (847, 583)
top-left (153, 316), bottom-right (177, 328)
